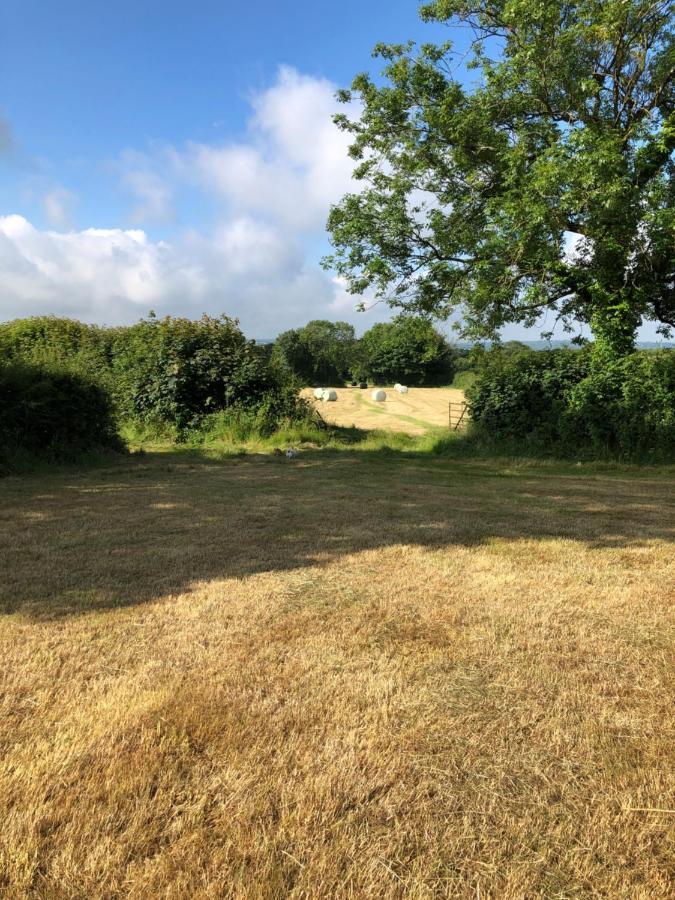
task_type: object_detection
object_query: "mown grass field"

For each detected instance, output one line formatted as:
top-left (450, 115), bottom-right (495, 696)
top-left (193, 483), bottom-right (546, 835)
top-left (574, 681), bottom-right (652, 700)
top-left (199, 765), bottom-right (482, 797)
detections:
top-left (302, 386), bottom-right (467, 435)
top-left (1, 446), bottom-right (674, 897)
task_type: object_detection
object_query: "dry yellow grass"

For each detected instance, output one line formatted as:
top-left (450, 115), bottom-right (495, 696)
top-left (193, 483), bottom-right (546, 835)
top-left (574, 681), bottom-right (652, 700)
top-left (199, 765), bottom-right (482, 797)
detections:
top-left (1, 451), bottom-right (674, 897)
top-left (302, 386), bottom-right (467, 434)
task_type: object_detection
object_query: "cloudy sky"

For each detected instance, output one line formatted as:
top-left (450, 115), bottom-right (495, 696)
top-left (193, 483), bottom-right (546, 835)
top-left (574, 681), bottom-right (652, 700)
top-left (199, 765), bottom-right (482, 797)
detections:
top-left (0, 1), bottom-right (665, 341)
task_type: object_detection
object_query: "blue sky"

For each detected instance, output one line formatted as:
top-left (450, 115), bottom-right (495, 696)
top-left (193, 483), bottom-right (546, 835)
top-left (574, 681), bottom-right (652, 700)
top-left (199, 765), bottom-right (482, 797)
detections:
top-left (0, 1), bottom-right (666, 341)
top-left (2, 2), bottom-right (440, 231)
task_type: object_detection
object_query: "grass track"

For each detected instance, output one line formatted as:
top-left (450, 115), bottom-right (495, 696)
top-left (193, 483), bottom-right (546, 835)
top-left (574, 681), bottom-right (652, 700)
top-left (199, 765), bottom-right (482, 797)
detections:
top-left (1, 450), bottom-right (674, 897)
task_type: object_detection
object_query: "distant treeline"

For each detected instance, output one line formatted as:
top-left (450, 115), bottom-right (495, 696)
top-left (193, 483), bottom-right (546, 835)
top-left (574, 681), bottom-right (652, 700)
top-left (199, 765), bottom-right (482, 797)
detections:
top-left (269, 316), bottom-right (466, 387)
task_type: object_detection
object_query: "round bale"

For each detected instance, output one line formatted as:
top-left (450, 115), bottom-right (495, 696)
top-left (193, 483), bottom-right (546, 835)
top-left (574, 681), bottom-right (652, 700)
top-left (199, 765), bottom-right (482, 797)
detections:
top-left (396, 384), bottom-right (409, 394)
top-left (314, 388), bottom-right (325, 400)
top-left (372, 389), bottom-right (387, 402)
top-left (323, 389), bottom-right (338, 402)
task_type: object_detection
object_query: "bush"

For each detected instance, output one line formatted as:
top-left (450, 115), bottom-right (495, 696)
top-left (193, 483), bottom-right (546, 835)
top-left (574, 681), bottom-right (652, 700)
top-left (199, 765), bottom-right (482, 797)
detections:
top-left (565, 353), bottom-right (675, 460)
top-left (108, 314), bottom-right (264, 432)
top-left (451, 371), bottom-right (477, 391)
top-left (270, 320), bottom-right (357, 386)
top-left (359, 316), bottom-right (455, 385)
top-left (0, 316), bottom-right (116, 389)
top-left (469, 347), bottom-right (675, 461)
top-left (0, 362), bottom-right (123, 473)
top-left (200, 384), bottom-right (318, 443)
top-left (1, 314), bottom-right (315, 445)
top-left (469, 349), bottom-right (590, 444)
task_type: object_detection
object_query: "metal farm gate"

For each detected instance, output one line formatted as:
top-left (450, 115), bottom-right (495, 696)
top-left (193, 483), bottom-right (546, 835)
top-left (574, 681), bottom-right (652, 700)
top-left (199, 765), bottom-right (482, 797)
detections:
top-left (448, 401), bottom-right (469, 431)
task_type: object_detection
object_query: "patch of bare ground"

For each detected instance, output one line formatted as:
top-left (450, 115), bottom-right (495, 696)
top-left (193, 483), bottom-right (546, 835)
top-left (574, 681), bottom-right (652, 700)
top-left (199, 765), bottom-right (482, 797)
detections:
top-left (0, 453), bottom-right (673, 897)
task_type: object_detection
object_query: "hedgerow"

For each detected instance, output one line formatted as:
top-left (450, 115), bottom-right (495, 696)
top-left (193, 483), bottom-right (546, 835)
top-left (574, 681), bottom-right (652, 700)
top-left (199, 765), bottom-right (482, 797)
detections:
top-left (468, 348), bottom-right (675, 461)
top-left (1, 315), bottom-right (310, 443)
top-left (0, 362), bottom-right (123, 473)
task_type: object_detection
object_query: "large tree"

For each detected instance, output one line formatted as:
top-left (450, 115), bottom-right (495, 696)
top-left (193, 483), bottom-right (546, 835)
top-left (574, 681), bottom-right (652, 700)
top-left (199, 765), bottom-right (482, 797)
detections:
top-left (360, 315), bottom-right (456, 384)
top-left (270, 320), bottom-right (357, 385)
top-left (325, 0), bottom-right (675, 359)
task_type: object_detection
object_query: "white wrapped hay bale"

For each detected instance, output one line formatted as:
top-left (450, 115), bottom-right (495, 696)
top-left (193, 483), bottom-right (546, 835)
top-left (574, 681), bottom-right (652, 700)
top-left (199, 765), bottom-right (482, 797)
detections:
top-left (396, 384), bottom-right (409, 394)
top-left (323, 389), bottom-right (338, 401)
top-left (314, 388), bottom-right (325, 400)
top-left (372, 389), bottom-right (386, 402)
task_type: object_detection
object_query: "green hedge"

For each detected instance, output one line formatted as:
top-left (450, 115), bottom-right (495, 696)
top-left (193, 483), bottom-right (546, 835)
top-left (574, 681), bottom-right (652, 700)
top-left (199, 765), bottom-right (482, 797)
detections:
top-left (0, 362), bottom-right (123, 473)
top-left (0, 316), bottom-right (116, 387)
top-left (108, 314), bottom-right (270, 433)
top-left (469, 348), bottom-right (675, 461)
top-left (0, 315), bottom-right (310, 440)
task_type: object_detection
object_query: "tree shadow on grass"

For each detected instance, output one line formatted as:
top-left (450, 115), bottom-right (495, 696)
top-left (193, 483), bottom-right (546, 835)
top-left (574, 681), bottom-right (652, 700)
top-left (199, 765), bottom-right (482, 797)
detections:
top-left (1, 446), bottom-right (673, 620)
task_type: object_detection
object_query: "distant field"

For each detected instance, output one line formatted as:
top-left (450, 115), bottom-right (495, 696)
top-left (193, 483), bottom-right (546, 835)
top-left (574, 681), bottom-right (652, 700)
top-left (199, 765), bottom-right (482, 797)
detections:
top-left (302, 386), bottom-right (467, 434)
top-left (1, 451), bottom-right (673, 896)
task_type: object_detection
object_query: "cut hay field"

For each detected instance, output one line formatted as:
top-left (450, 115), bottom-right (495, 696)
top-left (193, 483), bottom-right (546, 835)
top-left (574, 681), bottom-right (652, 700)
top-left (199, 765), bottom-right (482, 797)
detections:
top-left (1, 451), bottom-right (674, 897)
top-left (302, 386), bottom-right (466, 434)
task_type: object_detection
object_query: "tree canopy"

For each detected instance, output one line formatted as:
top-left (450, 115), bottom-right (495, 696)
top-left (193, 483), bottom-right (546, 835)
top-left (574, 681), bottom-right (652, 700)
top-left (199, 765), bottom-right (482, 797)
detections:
top-left (325, 0), bottom-right (675, 357)
top-left (359, 315), bottom-right (456, 384)
top-left (270, 320), bottom-right (357, 385)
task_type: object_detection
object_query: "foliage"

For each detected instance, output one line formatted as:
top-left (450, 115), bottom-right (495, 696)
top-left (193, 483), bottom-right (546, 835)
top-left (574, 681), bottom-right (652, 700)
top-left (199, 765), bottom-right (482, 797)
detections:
top-left (566, 351), bottom-right (675, 457)
top-left (326, 0), bottom-right (675, 357)
top-left (204, 384), bottom-right (319, 442)
top-left (451, 370), bottom-right (478, 391)
top-left (0, 362), bottom-right (122, 473)
top-left (271, 320), bottom-right (357, 385)
top-left (0, 316), bottom-right (116, 388)
top-left (1, 315), bottom-right (313, 442)
top-left (469, 347), bottom-right (675, 460)
top-left (359, 315), bottom-right (456, 384)
top-left (109, 314), bottom-right (270, 433)
top-left (469, 347), bottom-right (591, 442)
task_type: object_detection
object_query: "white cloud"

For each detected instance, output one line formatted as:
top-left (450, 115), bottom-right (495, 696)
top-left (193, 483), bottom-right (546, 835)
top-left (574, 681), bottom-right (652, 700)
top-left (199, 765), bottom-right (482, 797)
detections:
top-left (0, 215), bottom-right (195, 320)
top-left (176, 66), bottom-right (358, 231)
top-left (0, 68), bottom-right (387, 336)
top-left (42, 186), bottom-right (77, 229)
top-left (119, 150), bottom-right (174, 224)
top-left (0, 214), bottom-right (381, 336)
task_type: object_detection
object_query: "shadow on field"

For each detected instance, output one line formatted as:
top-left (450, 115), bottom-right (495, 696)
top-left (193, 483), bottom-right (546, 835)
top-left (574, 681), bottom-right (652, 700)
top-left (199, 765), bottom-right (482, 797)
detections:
top-left (1, 448), bottom-right (673, 619)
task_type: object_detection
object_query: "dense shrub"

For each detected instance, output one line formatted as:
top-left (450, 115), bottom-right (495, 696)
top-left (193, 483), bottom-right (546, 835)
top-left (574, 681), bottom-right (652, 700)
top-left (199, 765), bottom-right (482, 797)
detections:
top-left (358, 316), bottom-right (455, 385)
top-left (469, 349), bottom-right (590, 443)
top-left (0, 362), bottom-right (123, 472)
top-left (109, 314), bottom-right (273, 433)
top-left (197, 384), bottom-right (318, 444)
top-left (0, 316), bottom-right (116, 388)
top-left (469, 348), bottom-right (675, 461)
top-left (271, 320), bottom-right (357, 386)
top-left (451, 370), bottom-right (477, 391)
top-left (565, 353), bottom-right (675, 460)
top-left (1, 314), bottom-right (305, 440)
